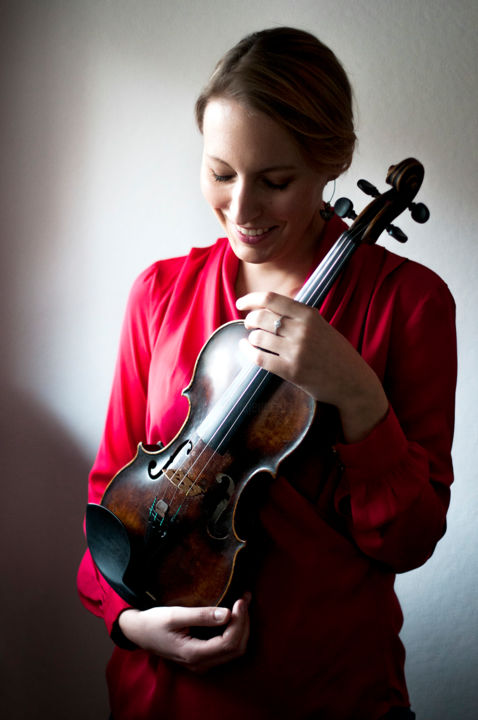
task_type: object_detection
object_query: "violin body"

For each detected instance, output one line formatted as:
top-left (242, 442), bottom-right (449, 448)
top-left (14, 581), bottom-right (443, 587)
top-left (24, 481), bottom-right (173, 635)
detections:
top-left (87, 321), bottom-right (315, 608)
top-left (86, 158), bottom-right (429, 610)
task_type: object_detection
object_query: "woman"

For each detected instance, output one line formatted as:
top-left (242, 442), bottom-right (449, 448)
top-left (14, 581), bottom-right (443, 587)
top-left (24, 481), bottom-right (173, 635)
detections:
top-left (78, 27), bottom-right (456, 719)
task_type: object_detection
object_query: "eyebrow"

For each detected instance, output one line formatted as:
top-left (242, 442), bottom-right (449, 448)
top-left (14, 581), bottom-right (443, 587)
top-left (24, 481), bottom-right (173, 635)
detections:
top-left (206, 155), bottom-right (296, 173)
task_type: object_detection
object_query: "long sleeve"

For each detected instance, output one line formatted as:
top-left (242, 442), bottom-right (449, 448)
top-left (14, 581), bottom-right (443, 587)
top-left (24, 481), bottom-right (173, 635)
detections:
top-left (77, 241), bottom-right (239, 637)
top-left (333, 262), bottom-right (457, 572)
top-left (77, 266), bottom-right (157, 635)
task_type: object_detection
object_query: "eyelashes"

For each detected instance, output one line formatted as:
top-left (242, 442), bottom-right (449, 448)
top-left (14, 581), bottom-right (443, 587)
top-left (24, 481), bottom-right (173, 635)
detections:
top-left (264, 178), bottom-right (291, 191)
top-left (211, 172), bottom-right (233, 183)
top-left (210, 170), bottom-right (291, 191)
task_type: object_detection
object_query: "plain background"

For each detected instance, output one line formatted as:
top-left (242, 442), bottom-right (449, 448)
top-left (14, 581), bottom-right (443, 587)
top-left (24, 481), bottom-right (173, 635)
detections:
top-left (1, 1), bottom-right (477, 718)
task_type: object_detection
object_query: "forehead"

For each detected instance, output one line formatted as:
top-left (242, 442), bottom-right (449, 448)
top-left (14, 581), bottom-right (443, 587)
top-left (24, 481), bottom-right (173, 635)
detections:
top-left (202, 98), bottom-right (305, 169)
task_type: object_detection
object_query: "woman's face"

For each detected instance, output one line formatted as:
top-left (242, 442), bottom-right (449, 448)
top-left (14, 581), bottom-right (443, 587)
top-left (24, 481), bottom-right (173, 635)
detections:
top-left (200, 98), bottom-right (329, 269)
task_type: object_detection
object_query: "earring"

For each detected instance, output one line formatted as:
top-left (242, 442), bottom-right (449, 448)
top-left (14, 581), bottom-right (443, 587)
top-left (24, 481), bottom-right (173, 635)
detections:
top-left (320, 180), bottom-right (336, 221)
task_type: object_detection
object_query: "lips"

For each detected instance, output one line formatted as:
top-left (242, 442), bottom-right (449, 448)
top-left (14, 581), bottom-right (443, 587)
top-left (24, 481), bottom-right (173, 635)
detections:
top-left (233, 224), bottom-right (276, 244)
top-left (236, 225), bottom-right (272, 237)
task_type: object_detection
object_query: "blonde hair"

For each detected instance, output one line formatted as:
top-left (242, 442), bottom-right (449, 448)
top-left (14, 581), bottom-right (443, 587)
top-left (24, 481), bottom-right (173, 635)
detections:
top-left (195, 27), bottom-right (356, 177)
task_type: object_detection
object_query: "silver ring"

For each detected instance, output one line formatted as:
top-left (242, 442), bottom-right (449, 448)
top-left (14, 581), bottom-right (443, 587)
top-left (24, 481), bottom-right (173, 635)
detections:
top-left (273, 316), bottom-right (283, 335)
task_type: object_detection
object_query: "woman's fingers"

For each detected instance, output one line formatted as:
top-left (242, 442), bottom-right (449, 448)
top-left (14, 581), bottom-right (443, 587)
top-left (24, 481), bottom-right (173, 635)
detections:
top-left (164, 604), bottom-right (231, 629)
top-left (237, 290), bottom-right (389, 442)
top-left (237, 290), bottom-right (364, 403)
top-left (243, 307), bottom-right (287, 337)
top-left (176, 595), bottom-right (251, 673)
top-left (118, 595), bottom-right (252, 674)
top-left (237, 290), bottom-right (300, 317)
top-left (237, 291), bottom-right (315, 380)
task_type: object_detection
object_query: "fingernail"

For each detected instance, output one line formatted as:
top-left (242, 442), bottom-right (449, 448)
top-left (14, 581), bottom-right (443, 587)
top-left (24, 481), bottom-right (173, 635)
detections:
top-left (236, 297), bottom-right (244, 308)
top-left (214, 608), bottom-right (228, 622)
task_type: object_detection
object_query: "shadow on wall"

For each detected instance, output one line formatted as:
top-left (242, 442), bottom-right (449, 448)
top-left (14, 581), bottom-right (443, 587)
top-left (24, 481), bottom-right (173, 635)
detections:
top-left (0, 8), bottom-right (114, 718)
top-left (0, 383), bottom-right (112, 720)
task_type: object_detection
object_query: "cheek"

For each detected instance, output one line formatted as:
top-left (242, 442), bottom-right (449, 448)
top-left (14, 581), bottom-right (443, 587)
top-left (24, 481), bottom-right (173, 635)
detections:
top-left (287, 187), bottom-right (322, 221)
top-left (200, 174), bottom-right (227, 211)
top-left (275, 193), bottom-right (312, 223)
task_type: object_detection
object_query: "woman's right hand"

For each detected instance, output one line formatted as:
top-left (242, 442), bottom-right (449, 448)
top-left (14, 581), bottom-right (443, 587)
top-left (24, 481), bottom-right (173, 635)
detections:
top-left (117, 594), bottom-right (251, 673)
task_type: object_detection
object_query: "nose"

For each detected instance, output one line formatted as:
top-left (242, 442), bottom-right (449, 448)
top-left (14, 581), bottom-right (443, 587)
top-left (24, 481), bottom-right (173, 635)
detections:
top-left (228, 178), bottom-right (261, 225)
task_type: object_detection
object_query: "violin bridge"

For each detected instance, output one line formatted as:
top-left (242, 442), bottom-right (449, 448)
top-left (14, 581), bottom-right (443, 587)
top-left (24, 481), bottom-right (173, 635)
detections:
top-left (162, 468), bottom-right (204, 496)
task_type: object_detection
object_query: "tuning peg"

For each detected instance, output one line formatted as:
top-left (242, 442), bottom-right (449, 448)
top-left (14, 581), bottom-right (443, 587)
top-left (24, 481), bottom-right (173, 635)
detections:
top-left (409, 202), bottom-right (430, 224)
top-left (357, 179), bottom-right (379, 197)
top-left (333, 197), bottom-right (356, 220)
top-left (387, 224), bottom-right (408, 243)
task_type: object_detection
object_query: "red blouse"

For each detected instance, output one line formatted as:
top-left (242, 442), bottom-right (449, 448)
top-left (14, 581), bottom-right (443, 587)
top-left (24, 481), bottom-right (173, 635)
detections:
top-left (77, 216), bottom-right (456, 719)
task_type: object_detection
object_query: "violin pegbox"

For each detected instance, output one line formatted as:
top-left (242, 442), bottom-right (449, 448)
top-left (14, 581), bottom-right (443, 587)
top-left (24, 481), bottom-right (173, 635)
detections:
top-left (333, 158), bottom-right (430, 245)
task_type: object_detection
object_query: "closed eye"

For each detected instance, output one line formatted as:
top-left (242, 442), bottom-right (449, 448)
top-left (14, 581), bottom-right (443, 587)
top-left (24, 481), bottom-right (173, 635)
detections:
top-left (211, 171), bottom-right (233, 183)
top-left (210, 169), bottom-right (291, 190)
top-left (263, 178), bottom-right (291, 191)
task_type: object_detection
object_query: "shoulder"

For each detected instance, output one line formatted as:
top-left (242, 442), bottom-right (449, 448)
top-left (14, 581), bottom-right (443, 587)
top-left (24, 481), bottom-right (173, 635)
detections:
top-left (328, 215), bottom-right (454, 311)
top-left (357, 246), bottom-right (456, 359)
top-left (351, 240), bottom-right (454, 311)
top-left (379, 248), bottom-right (455, 318)
top-left (128, 239), bottom-right (229, 308)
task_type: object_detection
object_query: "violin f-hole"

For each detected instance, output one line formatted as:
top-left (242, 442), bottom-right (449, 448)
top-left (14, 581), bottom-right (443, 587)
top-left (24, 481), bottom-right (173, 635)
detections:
top-left (207, 472), bottom-right (235, 540)
top-left (147, 439), bottom-right (193, 480)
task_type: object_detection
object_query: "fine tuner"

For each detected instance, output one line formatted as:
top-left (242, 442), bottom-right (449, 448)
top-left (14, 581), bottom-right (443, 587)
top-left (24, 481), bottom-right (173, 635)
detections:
top-left (334, 177), bottom-right (430, 243)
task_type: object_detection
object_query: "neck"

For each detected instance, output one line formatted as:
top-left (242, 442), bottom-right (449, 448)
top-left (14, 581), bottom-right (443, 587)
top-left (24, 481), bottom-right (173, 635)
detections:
top-left (235, 262), bottom-right (306, 298)
top-left (235, 222), bottom-right (327, 299)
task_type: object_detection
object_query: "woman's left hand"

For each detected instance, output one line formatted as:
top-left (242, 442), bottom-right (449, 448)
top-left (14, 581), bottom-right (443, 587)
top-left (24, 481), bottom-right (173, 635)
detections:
top-left (236, 291), bottom-right (389, 443)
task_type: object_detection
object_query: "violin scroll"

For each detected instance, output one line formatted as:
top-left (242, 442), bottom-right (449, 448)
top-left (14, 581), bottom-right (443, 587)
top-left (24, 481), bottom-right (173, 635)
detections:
top-left (385, 159), bottom-right (430, 224)
top-left (334, 157), bottom-right (430, 245)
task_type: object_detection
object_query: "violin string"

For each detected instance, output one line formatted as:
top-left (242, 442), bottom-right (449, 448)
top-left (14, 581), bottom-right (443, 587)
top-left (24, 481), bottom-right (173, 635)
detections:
top-left (154, 359), bottom-right (265, 522)
top-left (186, 229), bottom-right (360, 459)
top-left (205, 224), bottom-right (366, 439)
top-left (155, 228), bottom-right (359, 522)
top-left (152, 227), bottom-right (361, 524)
top-left (161, 228), bottom-right (359, 512)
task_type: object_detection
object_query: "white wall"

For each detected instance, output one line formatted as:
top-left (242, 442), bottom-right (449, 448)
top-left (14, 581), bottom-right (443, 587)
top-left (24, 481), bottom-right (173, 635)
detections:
top-left (2, 1), bottom-right (477, 718)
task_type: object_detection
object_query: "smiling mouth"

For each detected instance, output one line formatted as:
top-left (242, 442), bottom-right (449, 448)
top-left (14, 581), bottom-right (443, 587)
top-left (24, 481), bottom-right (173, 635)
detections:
top-left (236, 225), bottom-right (272, 237)
top-left (233, 224), bottom-right (277, 241)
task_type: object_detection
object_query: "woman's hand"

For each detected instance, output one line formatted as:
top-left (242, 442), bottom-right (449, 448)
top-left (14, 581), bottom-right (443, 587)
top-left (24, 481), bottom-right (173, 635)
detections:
top-left (118, 594), bottom-right (251, 673)
top-left (236, 291), bottom-right (389, 443)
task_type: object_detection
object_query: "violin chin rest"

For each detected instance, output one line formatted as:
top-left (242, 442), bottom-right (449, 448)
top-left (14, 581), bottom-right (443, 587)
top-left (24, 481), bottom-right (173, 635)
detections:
top-left (86, 503), bottom-right (141, 606)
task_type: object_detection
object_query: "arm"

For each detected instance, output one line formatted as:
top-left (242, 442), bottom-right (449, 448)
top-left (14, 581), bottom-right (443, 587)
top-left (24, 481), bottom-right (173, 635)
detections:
top-left (236, 272), bottom-right (456, 572)
top-left (333, 279), bottom-right (456, 571)
top-left (77, 266), bottom-right (250, 669)
top-left (77, 268), bottom-right (155, 637)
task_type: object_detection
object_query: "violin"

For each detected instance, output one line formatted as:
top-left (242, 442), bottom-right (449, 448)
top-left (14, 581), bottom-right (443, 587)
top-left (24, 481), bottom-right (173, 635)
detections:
top-left (86, 158), bottom-right (429, 609)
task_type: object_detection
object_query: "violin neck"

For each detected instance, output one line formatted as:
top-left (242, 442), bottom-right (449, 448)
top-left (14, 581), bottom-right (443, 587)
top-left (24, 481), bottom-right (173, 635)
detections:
top-left (295, 229), bottom-right (357, 308)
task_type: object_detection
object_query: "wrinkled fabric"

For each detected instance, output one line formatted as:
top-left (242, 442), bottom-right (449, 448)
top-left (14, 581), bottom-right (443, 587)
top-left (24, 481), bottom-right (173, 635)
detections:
top-left (78, 216), bottom-right (456, 719)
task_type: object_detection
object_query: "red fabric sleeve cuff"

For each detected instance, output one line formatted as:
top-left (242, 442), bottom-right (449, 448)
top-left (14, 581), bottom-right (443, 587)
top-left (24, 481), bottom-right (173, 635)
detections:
top-left (102, 586), bottom-right (133, 638)
top-left (334, 406), bottom-right (408, 478)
